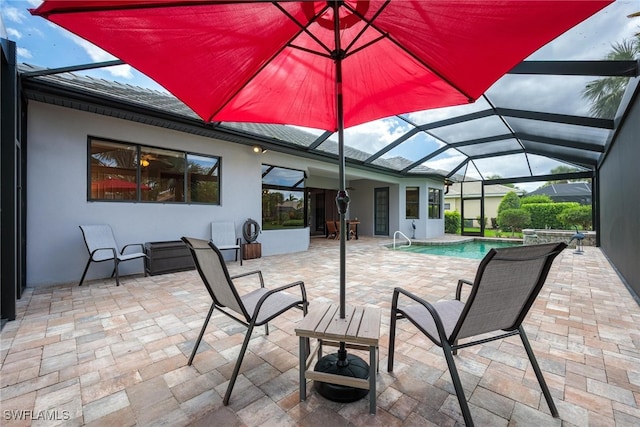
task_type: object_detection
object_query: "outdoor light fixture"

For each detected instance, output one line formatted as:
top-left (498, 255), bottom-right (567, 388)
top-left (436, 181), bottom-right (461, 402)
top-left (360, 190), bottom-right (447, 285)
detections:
top-left (444, 178), bottom-right (453, 194)
top-left (140, 159), bottom-right (150, 167)
top-left (252, 145), bottom-right (267, 154)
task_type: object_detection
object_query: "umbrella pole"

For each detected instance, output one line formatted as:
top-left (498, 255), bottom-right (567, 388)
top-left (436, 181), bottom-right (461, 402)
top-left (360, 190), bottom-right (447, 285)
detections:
top-left (313, 1), bottom-right (369, 404)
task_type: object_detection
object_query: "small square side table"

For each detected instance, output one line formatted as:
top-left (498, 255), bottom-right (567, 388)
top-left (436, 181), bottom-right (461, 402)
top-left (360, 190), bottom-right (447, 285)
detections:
top-left (295, 303), bottom-right (381, 414)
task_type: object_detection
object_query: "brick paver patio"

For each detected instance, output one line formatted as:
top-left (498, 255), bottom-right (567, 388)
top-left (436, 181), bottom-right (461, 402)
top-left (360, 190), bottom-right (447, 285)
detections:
top-left (1, 237), bottom-right (639, 426)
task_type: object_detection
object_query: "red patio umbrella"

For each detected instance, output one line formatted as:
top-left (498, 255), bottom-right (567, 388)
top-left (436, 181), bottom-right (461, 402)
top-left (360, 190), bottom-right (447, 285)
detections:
top-left (32, 0), bottom-right (612, 411)
top-left (91, 178), bottom-right (150, 191)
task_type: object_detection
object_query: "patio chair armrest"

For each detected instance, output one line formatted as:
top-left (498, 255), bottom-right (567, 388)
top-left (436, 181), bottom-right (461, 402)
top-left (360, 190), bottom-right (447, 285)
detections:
top-left (269, 280), bottom-right (307, 300)
top-left (252, 280), bottom-right (307, 319)
top-left (455, 279), bottom-right (474, 300)
top-left (391, 287), bottom-right (449, 345)
top-left (90, 247), bottom-right (117, 260)
top-left (121, 243), bottom-right (146, 255)
top-left (231, 269), bottom-right (265, 288)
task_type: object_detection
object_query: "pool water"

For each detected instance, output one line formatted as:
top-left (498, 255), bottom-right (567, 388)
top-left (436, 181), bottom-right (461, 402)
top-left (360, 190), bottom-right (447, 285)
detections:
top-left (393, 240), bottom-right (521, 259)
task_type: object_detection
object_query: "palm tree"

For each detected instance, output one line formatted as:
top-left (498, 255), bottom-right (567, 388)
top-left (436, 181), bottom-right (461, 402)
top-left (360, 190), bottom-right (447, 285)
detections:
top-left (582, 13), bottom-right (640, 118)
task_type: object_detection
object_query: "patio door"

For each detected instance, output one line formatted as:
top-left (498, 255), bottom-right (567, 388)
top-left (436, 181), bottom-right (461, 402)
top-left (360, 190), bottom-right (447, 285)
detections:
top-left (374, 187), bottom-right (389, 236)
top-left (306, 187), bottom-right (338, 237)
top-left (460, 181), bottom-right (485, 236)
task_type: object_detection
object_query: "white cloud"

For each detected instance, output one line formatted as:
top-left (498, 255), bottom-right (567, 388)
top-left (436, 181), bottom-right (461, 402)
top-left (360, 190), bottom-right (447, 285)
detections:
top-left (344, 118), bottom-right (410, 153)
top-left (2, 6), bottom-right (27, 24)
top-left (7, 27), bottom-right (21, 39)
top-left (16, 46), bottom-right (32, 59)
top-left (59, 30), bottom-right (134, 79)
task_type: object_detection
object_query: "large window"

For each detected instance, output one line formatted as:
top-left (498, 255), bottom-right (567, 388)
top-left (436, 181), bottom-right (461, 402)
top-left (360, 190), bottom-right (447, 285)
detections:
top-left (89, 137), bottom-right (220, 204)
top-left (406, 187), bottom-right (419, 219)
top-left (428, 188), bottom-right (442, 219)
top-left (261, 164), bottom-right (305, 230)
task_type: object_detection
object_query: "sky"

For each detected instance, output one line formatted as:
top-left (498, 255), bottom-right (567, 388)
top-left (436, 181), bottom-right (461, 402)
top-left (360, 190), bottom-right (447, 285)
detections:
top-left (2, 0), bottom-right (639, 192)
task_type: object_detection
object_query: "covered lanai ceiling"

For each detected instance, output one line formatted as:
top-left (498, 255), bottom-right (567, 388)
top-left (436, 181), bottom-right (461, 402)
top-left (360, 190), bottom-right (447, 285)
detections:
top-left (17, 1), bottom-right (640, 186)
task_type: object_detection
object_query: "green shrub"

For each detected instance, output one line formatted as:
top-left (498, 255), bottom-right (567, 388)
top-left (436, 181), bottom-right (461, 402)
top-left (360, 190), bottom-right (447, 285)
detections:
top-left (521, 195), bottom-right (553, 204)
top-left (497, 208), bottom-right (531, 237)
top-left (445, 210), bottom-right (460, 234)
top-left (522, 202), bottom-right (579, 229)
top-left (557, 205), bottom-right (592, 230)
top-left (498, 191), bottom-right (521, 214)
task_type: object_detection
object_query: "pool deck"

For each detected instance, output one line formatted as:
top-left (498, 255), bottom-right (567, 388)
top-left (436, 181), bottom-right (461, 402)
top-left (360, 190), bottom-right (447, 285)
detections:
top-left (1, 236), bottom-right (639, 426)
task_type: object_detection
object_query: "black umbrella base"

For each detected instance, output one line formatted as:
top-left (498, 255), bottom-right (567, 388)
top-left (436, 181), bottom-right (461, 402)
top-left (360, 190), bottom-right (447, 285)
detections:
top-left (313, 352), bottom-right (369, 403)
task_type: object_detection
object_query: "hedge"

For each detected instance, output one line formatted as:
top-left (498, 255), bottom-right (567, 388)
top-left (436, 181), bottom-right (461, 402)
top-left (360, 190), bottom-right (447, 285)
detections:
top-left (445, 211), bottom-right (460, 234)
top-left (521, 202), bottom-right (580, 229)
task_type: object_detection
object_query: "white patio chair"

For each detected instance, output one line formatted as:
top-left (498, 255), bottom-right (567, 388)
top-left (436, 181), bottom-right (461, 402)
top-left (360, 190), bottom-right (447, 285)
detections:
top-left (211, 221), bottom-right (242, 265)
top-left (78, 224), bottom-right (147, 286)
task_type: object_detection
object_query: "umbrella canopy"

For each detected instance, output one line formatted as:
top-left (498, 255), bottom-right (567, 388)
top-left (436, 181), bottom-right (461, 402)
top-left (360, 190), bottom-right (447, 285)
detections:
top-left (32, 0), bottom-right (611, 319)
top-left (31, 1), bottom-right (611, 131)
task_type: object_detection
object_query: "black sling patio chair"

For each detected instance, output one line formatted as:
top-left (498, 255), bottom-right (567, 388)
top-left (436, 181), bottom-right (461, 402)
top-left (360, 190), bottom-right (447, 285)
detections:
top-left (388, 242), bottom-right (567, 427)
top-left (78, 224), bottom-right (147, 287)
top-left (181, 236), bottom-right (308, 405)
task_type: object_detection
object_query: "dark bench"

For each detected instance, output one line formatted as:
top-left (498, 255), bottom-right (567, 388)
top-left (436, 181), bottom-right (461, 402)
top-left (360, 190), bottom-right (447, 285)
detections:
top-left (145, 240), bottom-right (195, 276)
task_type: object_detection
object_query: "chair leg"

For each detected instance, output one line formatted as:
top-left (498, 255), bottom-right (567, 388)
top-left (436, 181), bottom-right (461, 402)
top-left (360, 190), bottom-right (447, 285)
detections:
top-left (302, 303), bottom-right (310, 359)
top-left (188, 303), bottom-right (215, 365)
top-left (387, 309), bottom-right (397, 372)
top-left (223, 322), bottom-right (255, 406)
top-left (442, 341), bottom-right (474, 427)
top-left (78, 258), bottom-right (92, 286)
top-left (519, 327), bottom-right (559, 418)
top-left (114, 259), bottom-right (121, 286)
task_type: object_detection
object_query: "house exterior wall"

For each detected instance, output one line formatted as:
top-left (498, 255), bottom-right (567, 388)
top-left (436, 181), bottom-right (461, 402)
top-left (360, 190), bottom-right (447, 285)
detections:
top-left (26, 102), bottom-right (265, 286)
top-left (26, 102), bottom-right (445, 287)
top-left (445, 183), bottom-right (518, 227)
top-left (348, 178), bottom-right (444, 239)
top-left (599, 87), bottom-right (640, 300)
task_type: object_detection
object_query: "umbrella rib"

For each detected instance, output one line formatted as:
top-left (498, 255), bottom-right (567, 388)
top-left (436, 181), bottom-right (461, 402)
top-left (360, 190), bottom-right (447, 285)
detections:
top-left (288, 44), bottom-right (333, 60)
top-left (273, 2), bottom-right (333, 56)
top-left (341, 0), bottom-right (390, 54)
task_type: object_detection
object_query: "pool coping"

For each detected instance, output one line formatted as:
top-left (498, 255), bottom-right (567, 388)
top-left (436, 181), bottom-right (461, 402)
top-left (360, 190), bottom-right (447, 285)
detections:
top-left (385, 235), bottom-right (523, 247)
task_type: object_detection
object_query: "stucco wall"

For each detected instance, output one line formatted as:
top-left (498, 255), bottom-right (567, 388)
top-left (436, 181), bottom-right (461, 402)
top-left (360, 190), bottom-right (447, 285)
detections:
top-left (26, 102), bottom-right (446, 287)
top-left (27, 103), bottom-right (262, 286)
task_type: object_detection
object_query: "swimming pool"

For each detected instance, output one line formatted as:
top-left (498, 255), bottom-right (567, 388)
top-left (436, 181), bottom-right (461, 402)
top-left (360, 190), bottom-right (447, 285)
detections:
top-left (392, 239), bottom-right (521, 259)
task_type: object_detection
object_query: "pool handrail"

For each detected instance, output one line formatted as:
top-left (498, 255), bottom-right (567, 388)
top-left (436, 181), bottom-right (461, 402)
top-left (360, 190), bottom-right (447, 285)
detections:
top-left (393, 231), bottom-right (411, 249)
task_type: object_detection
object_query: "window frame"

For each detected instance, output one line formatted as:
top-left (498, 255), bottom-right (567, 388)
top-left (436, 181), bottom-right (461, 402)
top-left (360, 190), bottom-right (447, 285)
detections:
top-left (87, 136), bottom-right (221, 205)
top-left (405, 186), bottom-right (419, 219)
top-left (428, 187), bottom-right (443, 219)
top-left (261, 164), bottom-right (306, 230)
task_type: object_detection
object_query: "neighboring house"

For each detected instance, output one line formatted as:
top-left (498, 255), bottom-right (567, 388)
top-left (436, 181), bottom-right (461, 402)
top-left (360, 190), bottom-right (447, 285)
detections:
top-left (526, 182), bottom-right (592, 205)
top-left (445, 182), bottom-right (524, 228)
top-left (17, 66), bottom-right (447, 287)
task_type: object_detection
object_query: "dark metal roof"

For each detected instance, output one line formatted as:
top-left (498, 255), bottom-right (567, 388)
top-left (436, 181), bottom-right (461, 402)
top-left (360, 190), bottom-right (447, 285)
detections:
top-left (19, 63), bottom-right (445, 179)
top-left (528, 182), bottom-right (593, 197)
